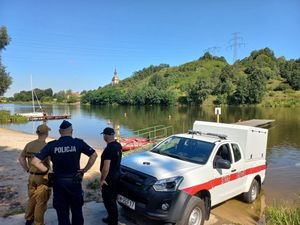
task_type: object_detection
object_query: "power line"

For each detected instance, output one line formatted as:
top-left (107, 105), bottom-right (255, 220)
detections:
top-left (203, 46), bottom-right (221, 55)
top-left (228, 32), bottom-right (245, 63)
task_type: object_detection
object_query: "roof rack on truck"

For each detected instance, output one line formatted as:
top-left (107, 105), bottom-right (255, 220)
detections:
top-left (187, 130), bottom-right (227, 140)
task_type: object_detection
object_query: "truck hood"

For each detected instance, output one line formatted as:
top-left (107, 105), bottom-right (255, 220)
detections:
top-left (121, 151), bottom-right (202, 180)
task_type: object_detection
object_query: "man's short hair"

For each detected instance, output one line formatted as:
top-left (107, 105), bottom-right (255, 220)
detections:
top-left (36, 124), bottom-right (51, 134)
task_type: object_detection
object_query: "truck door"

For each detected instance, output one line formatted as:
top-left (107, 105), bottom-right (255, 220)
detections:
top-left (211, 143), bottom-right (233, 204)
top-left (229, 143), bottom-right (246, 195)
top-left (211, 143), bottom-right (246, 205)
top-left (212, 143), bottom-right (244, 204)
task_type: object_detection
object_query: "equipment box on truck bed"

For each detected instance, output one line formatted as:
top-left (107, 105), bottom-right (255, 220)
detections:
top-left (118, 121), bottom-right (268, 225)
top-left (193, 121), bottom-right (268, 161)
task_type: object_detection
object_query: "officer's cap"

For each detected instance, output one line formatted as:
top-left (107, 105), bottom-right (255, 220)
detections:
top-left (101, 127), bottom-right (115, 135)
top-left (36, 124), bottom-right (51, 134)
top-left (59, 120), bottom-right (72, 130)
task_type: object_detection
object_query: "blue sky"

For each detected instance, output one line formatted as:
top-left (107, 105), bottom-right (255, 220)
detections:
top-left (1, 0), bottom-right (300, 97)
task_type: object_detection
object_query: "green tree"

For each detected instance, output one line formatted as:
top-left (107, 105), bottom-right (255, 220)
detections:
top-left (289, 66), bottom-right (300, 90)
top-left (0, 27), bottom-right (11, 52)
top-left (229, 76), bottom-right (248, 104)
top-left (229, 67), bottom-right (267, 104)
top-left (54, 90), bottom-right (66, 102)
top-left (148, 74), bottom-right (168, 90)
top-left (246, 68), bottom-right (267, 103)
top-left (280, 60), bottom-right (300, 90)
top-left (186, 76), bottom-right (211, 104)
top-left (214, 65), bottom-right (234, 96)
top-left (0, 26), bottom-right (12, 96)
top-left (13, 88), bottom-right (53, 102)
top-left (14, 91), bottom-right (31, 101)
top-left (0, 65), bottom-right (12, 96)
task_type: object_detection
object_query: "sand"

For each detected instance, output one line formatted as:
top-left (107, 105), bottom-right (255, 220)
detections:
top-left (0, 127), bottom-right (102, 217)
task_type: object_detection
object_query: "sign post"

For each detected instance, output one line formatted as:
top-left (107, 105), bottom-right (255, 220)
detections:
top-left (215, 107), bottom-right (221, 123)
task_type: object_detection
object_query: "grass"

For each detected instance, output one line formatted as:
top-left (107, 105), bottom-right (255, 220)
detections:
top-left (266, 192), bottom-right (300, 225)
top-left (261, 90), bottom-right (300, 107)
top-left (0, 110), bottom-right (27, 123)
top-left (266, 206), bottom-right (300, 225)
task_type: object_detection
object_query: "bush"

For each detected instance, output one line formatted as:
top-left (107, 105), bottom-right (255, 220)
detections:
top-left (213, 94), bottom-right (228, 105)
top-left (274, 83), bottom-right (291, 91)
top-left (0, 110), bottom-right (27, 123)
top-left (86, 179), bottom-right (100, 190)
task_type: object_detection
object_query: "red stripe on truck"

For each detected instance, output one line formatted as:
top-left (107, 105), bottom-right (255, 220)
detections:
top-left (183, 164), bottom-right (266, 195)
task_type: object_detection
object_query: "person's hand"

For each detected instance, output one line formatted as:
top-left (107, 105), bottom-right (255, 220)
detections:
top-left (78, 169), bottom-right (85, 175)
top-left (100, 180), bottom-right (108, 190)
top-left (73, 170), bottom-right (84, 183)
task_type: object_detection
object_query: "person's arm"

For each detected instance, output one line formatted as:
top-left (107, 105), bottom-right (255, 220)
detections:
top-left (100, 160), bottom-right (111, 189)
top-left (18, 155), bottom-right (29, 172)
top-left (81, 152), bottom-right (97, 173)
top-left (31, 157), bottom-right (49, 172)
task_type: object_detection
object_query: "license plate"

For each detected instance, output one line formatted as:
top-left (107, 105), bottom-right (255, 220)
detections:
top-left (117, 194), bottom-right (136, 210)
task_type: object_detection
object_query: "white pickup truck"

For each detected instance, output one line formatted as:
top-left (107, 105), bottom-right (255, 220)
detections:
top-left (118, 121), bottom-right (268, 225)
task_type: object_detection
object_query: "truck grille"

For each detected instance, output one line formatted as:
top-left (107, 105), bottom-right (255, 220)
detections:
top-left (119, 166), bottom-right (157, 204)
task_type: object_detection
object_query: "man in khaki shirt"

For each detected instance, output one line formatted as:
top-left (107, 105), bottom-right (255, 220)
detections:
top-left (19, 124), bottom-right (51, 225)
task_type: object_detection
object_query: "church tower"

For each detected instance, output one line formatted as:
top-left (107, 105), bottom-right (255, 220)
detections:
top-left (112, 68), bottom-right (120, 86)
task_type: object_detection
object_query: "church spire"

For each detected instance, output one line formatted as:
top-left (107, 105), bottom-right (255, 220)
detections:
top-left (112, 68), bottom-right (120, 85)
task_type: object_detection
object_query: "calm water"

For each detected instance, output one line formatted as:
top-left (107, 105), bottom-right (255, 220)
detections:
top-left (1, 104), bottom-right (300, 206)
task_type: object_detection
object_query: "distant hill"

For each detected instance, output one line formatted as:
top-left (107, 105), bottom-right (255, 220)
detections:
top-left (81, 48), bottom-right (300, 107)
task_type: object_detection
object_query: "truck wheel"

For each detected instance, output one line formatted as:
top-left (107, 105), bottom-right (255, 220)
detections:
top-left (243, 179), bottom-right (260, 203)
top-left (178, 196), bottom-right (205, 225)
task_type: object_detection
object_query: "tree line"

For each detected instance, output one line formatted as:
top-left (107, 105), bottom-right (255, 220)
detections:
top-left (10, 88), bottom-right (80, 103)
top-left (81, 49), bottom-right (300, 106)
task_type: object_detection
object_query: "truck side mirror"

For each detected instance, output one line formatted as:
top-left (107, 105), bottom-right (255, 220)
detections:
top-left (214, 157), bottom-right (231, 169)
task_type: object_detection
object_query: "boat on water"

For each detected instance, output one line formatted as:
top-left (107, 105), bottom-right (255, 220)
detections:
top-left (17, 76), bottom-right (71, 121)
top-left (119, 137), bottom-right (152, 151)
top-left (20, 113), bottom-right (71, 121)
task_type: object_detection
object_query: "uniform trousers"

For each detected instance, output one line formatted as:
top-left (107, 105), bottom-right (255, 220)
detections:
top-left (25, 174), bottom-right (51, 225)
top-left (102, 180), bottom-right (118, 225)
top-left (53, 178), bottom-right (84, 225)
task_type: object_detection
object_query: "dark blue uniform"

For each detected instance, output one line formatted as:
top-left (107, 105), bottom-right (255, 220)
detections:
top-left (35, 136), bottom-right (95, 225)
top-left (100, 141), bottom-right (122, 225)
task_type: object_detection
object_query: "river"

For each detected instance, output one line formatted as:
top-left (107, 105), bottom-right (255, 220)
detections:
top-left (1, 103), bottom-right (299, 223)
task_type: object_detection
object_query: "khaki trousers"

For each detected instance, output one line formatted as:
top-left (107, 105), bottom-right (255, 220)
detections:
top-left (25, 175), bottom-right (51, 225)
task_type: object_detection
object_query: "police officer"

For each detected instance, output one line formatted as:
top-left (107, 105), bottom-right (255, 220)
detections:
top-left (31, 120), bottom-right (98, 225)
top-left (100, 127), bottom-right (122, 225)
top-left (19, 124), bottom-right (51, 225)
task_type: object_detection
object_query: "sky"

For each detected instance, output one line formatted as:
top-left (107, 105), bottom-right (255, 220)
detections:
top-left (1, 0), bottom-right (300, 97)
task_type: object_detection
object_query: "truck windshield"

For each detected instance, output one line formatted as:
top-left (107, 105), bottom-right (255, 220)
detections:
top-left (151, 136), bottom-right (215, 164)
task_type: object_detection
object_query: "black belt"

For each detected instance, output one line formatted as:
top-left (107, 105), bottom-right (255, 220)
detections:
top-left (30, 171), bottom-right (48, 175)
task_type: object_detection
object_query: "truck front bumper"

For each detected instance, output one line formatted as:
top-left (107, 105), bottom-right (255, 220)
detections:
top-left (118, 167), bottom-right (191, 223)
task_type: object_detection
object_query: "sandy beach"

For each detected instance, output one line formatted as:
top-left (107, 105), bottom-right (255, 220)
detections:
top-left (0, 127), bottom-right (103, 217)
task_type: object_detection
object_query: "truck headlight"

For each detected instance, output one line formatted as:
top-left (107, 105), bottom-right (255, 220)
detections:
top-left (153, 176), bottom-right (183, 192)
